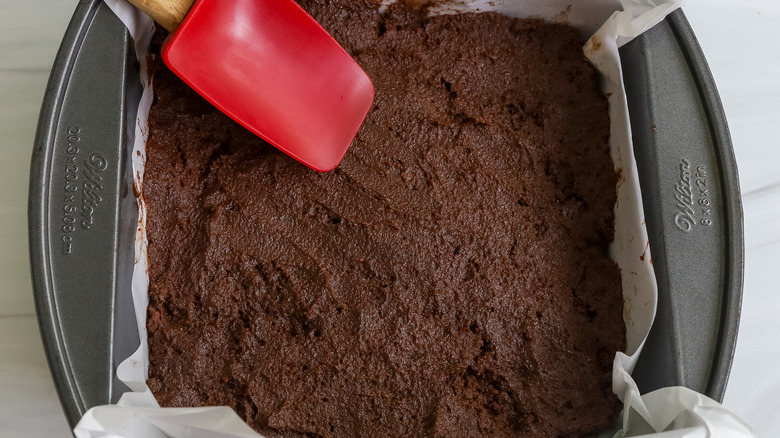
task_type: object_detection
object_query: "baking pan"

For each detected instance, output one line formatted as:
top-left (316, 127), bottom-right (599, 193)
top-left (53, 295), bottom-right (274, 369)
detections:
top-left (29, 0), bottom-right (744, 431)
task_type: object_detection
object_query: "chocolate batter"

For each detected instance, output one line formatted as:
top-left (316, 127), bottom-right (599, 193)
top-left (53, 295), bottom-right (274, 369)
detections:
top-left (144, 1), bottom-right (625, 436)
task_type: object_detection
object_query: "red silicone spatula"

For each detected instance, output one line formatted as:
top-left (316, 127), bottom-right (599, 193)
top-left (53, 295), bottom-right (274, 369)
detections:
top-left (127, 0), bottom-right (374, 171)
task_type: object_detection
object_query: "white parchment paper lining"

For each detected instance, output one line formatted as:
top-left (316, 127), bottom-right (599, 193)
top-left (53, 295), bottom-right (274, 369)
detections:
top-left (74, 1), bottom-right (754, 436)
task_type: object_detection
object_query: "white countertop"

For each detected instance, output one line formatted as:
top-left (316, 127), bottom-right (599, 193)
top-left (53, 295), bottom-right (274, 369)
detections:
top-left (1, 1), bottom-right (778, 436)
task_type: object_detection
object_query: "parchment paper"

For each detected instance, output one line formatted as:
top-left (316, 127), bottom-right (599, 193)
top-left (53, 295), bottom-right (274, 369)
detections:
top-left (74, 1), bottom-right (754, 436)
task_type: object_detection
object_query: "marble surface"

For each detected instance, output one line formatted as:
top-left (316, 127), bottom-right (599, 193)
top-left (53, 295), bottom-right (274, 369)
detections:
top-left (1, 1), bottom-right (778, 436)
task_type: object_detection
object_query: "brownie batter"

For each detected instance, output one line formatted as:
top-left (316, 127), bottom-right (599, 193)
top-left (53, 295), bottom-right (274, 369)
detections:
top-left (144, 1), bottom-right (625, 436)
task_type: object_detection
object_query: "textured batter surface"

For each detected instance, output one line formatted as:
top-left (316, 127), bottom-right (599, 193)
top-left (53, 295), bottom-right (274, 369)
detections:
top-left (144, 1), bottom-right (625, 436)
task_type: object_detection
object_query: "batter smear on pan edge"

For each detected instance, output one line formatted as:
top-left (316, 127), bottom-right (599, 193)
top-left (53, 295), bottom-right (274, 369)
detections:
top-left (143, 0), bottom-right (625, 436)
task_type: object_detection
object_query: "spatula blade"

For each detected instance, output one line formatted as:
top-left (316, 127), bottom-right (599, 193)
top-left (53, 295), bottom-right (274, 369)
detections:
top-left (162, 0), bottom-right (374, 171)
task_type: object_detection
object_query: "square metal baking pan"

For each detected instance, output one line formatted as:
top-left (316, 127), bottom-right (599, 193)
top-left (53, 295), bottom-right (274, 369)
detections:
top-left (29, 1), bottom-right (744, 431)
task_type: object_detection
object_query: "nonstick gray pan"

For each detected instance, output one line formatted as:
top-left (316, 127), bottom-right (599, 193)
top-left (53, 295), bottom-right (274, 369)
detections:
top-left (29, 1), bottom-right (743, 431)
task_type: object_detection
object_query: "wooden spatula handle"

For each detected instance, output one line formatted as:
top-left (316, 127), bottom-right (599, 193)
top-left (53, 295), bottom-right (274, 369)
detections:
top-left (126, 0), bottom-right (196, 32)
